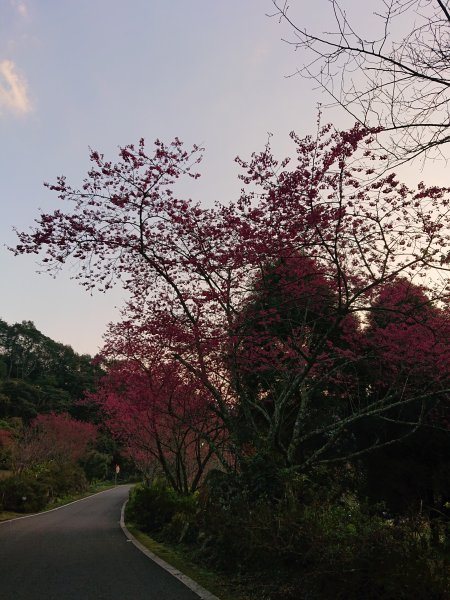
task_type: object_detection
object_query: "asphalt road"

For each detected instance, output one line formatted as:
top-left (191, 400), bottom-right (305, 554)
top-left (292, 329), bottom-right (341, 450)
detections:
top-left (0, 485), bottom-right (200, 600)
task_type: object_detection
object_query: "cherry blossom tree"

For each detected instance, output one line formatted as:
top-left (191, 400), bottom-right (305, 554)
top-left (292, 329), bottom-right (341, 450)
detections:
top-left (0, 428), bottom-right (13, 468)
top-left (12, 125), bottom-right (450, 472)
top-left (0, 429), bottom-right (12, 448)
top-left (11, 413), bottom-right (97, 473)
top-left (92, 323), bottom-right (225, 493)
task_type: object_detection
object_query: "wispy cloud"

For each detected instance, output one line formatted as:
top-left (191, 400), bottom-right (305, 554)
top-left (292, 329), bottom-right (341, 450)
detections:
top-left (0, 59), bottom-right (32, 116)
top-left (10, 0), bottom-right (28, 18)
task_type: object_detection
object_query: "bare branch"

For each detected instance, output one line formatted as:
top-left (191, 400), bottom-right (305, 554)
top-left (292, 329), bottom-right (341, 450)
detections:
top-left (271, 0), bottom-right (450, 164)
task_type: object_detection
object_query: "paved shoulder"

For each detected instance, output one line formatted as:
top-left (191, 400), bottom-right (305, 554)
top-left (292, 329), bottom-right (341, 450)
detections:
top-left (0, 485), bottom-right (199, 600)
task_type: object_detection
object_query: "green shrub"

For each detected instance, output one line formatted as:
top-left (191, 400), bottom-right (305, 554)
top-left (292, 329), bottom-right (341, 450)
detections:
top-left (37, 462), bottom-right (88, 499)
top-left (195, 470), bottom-right (450, 599)
top-left (161, 510), bottom-right (199, 544)
top-left (0, 475), bottom-right (48, 512)
top-left (126, 480), bottom-right (197, 535)
top-left (79, 450), bottom-right (112, 482)
top-left (0, 460), bottom-right (91, 513)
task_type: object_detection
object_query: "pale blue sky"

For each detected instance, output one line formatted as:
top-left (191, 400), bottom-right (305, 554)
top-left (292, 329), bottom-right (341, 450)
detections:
top-left (1, 1), bottom-right (447, 355)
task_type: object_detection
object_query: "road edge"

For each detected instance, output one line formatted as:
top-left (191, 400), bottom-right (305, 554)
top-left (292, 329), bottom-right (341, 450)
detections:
top-left (120, 500), bottom-right (221, 600)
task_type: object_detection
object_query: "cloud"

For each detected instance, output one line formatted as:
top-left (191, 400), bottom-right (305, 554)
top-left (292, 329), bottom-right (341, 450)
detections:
top-left (0, 59), bottom-right (32, 116)
top-left (10, 0), bottom-right (28, 18)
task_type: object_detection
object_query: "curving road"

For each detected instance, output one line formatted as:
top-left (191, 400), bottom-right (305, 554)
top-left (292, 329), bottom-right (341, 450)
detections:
top-left (0, 485), bottom-right (201, 600)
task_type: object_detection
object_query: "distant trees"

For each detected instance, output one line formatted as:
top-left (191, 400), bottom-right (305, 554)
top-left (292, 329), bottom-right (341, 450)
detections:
top-left (271, 0), bottom-right (450, 164)
top-left (0, 319), bottom-right (103, 420)
top-left (0, 320), bottom-right (115, 507)
top-left (351, 278), bottom-right (450, 516)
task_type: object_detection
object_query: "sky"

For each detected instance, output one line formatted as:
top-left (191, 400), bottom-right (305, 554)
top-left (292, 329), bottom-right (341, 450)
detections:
top-left (1, 0), bottom-right (448, 356)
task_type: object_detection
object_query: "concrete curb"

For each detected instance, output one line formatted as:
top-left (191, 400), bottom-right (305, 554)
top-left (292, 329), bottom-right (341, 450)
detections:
top-left (120, 500), bottom-right (221, 600)
top-left (0, 485), bottom-right (123, 525)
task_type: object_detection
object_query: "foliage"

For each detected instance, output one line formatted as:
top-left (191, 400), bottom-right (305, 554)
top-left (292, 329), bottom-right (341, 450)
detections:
top-left (0, 427), bottom-right (13, 469)
top-left (0, 463), bottom-right (90, 513)
top-left (92, 347), bottom-right (224, 494)
top-left (79, 450), bottom-right (112, 482)
top-left (0, 412), bottom-right (95, 510)
top-left (125, 480), bottom-right (197, 536)
top-left (12, 126), bottom-right (450, 477)
top-left (0, 475), bottom-right (48, 512)
top-left (122, 470), bottom-right (450, 599)
top-left (34, 462), bottom-right (88, 500)
top-left (361, 428), bottom-right (450, 520)
top-left (10, 412), bottom-right (97, 473)
top-left (0, 319), bottom-right (103, 422)
top-left (192, 472), bottom-right (450, 600)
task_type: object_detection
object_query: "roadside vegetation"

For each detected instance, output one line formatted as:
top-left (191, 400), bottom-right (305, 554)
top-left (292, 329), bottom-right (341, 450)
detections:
top-left (124, 474), bottom-right (450, 600)
top-left (125, 524), bottom-right (249, 600)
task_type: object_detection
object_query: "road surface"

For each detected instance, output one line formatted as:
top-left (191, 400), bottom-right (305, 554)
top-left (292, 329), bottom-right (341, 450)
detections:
top-left (0, 485), bottom-right (200, 600)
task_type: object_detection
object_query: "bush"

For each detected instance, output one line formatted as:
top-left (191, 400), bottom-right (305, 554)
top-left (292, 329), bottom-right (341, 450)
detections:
top-left (0, 475), bottom-right (48, 512)
top-left (195, 470), bottom-right (450, 599)
top-left (125, 480), bottom-right (197, 535)
top-left (124, 468), bottom-right (450, 599)
top-left (79, 450), bottom-right (112, 482)
top-left (37, 462), bottom-right (88, 499)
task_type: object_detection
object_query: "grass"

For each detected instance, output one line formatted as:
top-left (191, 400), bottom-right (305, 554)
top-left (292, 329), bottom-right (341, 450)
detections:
top-left (47, 481), bottom-right (117, 509)
top-left (126, 524), bottom-right (255, 600)
top-left (0, 510), bottom-right (22, 521)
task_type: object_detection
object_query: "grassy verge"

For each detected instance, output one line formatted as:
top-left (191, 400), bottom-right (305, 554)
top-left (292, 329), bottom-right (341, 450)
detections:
top-left (47, 481), bottom-right (117, 509)
top-left (0, 510), bottom-right (22, 521)
top-left (0, 481), bottom-right (118, 522)
top-left (126, 524), bottom-right (254, 600)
